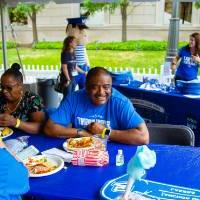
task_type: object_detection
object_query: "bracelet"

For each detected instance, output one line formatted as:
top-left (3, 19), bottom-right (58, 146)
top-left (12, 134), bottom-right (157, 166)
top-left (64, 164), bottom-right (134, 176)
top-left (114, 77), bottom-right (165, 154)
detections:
top-left (15, 118), bottom-right (21, 128)
top-left (101, 128), bottom-right (107, 138)
top-left (101, 128), bottom-right (111, 138)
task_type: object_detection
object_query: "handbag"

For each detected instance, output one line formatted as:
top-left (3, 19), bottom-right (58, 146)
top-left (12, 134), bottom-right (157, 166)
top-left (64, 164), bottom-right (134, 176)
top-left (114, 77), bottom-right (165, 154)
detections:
top-left (54, 73), bottom-right (64, 93)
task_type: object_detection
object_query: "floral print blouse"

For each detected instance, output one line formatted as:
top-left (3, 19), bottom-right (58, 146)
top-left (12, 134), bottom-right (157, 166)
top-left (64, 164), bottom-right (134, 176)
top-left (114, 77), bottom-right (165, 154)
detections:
top-left (0, 91), bottom-right (44, 121)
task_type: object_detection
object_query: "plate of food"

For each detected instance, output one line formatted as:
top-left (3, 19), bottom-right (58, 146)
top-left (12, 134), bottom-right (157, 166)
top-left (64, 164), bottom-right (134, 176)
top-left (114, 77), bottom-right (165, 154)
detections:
top-left (63, 137), bottom-right (95, 152)
top-left (24, 155), bottom-right (64, 177)
top-left (0, 127), bottom-right (13, 139)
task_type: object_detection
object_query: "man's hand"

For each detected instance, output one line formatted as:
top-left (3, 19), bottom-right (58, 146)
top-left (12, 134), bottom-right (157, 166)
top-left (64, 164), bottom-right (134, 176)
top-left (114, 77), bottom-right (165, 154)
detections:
top-left (0, 113), bottom-right (17, 127)
top-left (87, 122), bottom-right (105, 135)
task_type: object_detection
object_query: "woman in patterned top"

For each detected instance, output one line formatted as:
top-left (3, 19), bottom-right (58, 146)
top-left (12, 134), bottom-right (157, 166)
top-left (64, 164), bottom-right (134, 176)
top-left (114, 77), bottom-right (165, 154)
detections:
top-left (0, 63), bottom-right (45, 133)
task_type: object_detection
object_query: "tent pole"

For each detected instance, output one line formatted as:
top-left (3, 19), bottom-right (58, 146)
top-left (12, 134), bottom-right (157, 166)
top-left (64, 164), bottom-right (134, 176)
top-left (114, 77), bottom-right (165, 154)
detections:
top-left (0, 2), bottom-right (8, 71)
top-left (165, 0), bottom-right (180, 63)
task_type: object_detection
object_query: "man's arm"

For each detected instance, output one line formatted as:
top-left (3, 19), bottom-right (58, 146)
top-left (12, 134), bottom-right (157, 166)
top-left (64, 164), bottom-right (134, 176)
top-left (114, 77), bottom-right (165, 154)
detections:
top-left (44, 119), bottom-right (92, 138)
top-left (109, 123), bottom-right (149, 145)
top-left (87, 122), bottom-right (149, 145)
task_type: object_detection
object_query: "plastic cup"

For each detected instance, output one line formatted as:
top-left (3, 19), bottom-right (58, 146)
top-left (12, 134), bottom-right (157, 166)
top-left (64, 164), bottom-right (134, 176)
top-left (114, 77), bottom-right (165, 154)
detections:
top-left (93, 135), bottom-right (108, 150)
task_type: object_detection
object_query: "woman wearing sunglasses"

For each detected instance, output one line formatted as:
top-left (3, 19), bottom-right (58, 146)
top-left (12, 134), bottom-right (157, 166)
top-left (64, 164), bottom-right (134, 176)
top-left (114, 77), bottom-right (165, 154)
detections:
top-left (0, 63), bottom-right (45, 133)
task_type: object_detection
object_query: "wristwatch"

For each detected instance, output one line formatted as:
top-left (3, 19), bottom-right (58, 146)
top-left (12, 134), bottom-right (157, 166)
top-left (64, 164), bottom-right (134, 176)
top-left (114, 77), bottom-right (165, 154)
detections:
top-left (76, 128), bottom-right (83, 138)
top-left (101, 128), bottom-right (111, 138)
top-left (105, 128), bottom-right (111, 136)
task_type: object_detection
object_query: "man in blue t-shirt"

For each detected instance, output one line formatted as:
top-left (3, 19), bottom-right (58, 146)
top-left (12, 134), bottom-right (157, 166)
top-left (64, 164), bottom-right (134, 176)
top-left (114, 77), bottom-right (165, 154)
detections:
top-left (44, 67), bottom-right (149, 144)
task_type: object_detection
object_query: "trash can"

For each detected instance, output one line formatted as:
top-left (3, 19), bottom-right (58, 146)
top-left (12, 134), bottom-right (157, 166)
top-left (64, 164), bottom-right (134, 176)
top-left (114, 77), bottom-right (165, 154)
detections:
top-left (24, 82), bottom-right (38, 94)
top-left (110, 71), bottom-right (133, 85)
top-left (37, 79), bottom-right (61, 109)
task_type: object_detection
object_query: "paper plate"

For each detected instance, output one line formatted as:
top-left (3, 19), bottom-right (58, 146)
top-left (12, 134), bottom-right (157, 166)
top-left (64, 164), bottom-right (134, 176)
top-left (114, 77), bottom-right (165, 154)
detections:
top-left (0, 127), bottom-right (13, 139)
top-left (63, 137), bottom-right (95, 152)
top-left (24, 155), bottom-right (64, 177)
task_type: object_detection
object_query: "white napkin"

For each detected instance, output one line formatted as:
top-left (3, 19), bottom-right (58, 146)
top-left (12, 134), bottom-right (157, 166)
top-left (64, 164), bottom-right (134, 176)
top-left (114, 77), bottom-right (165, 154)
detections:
top-left (42, 148), bottom-right (73, 163)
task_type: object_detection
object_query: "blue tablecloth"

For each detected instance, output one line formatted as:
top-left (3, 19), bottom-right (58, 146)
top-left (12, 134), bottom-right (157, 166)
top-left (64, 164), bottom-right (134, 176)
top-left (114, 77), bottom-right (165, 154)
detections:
top-left (114, 84), bottom-right (200, 146)
top-left (7, 132), bottom-right (200, 200)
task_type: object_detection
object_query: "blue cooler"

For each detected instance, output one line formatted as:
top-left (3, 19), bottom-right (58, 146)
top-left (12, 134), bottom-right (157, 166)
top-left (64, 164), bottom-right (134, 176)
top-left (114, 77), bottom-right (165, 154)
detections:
top-left (176, 80), bottom-right (200, 95)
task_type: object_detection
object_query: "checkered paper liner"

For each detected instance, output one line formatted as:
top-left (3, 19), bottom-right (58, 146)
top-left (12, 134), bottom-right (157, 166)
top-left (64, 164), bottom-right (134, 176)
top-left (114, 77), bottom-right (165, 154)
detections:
top-left (71, 149), bottom-right (109, 167)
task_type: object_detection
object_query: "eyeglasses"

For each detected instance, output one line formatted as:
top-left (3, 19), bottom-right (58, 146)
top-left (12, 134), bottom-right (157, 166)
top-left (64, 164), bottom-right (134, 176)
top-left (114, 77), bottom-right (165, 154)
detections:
top-left (0, 83), bottom-right (19, 92)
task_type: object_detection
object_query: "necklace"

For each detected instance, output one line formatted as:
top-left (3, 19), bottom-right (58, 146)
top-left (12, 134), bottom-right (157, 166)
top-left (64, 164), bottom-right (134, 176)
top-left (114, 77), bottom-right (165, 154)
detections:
top-left (4, 96), bottom-right (23, 113)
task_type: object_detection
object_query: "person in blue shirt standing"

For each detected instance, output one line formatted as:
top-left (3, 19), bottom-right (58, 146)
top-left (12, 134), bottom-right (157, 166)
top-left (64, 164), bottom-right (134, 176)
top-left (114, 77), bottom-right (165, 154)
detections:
top-left (0, 138), bottom-right (29, 200)
top-left (171, 32), bottom-right (200, 82)
top-left (44, 67), bottom-right (149, 145)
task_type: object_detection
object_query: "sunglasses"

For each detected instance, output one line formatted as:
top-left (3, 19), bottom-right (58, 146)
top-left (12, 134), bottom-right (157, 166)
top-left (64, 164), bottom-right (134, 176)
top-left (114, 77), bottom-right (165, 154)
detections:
top-left (0, 83), bottom-right (19, 92)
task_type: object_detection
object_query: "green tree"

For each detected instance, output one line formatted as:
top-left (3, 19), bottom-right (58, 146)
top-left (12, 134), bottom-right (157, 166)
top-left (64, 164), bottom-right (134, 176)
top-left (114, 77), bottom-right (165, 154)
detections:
top-left (12, 3), bottom-right (44, 44)
top-left (82, 0), bottom-right (139, 42)
top-left (195, 0), bottom-right (200, 7)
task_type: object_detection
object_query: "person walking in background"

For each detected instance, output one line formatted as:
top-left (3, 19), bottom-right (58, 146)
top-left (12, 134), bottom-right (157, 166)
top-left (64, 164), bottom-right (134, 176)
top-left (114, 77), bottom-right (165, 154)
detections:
top-left (171, 32), bottom-right (200, 83)
top-left (60, 36), bottom-right (86, 97)
top-left (0, 138), bottom-right (29, 200)
top-left (66, 17), bottom-right (90, 89)
top-left (0, 63), bottom-right (45, 134)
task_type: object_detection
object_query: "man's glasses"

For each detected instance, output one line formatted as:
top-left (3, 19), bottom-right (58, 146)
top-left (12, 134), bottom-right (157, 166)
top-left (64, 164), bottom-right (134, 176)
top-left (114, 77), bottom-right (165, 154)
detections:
top-left (0, 83), bottom-right (19, 92)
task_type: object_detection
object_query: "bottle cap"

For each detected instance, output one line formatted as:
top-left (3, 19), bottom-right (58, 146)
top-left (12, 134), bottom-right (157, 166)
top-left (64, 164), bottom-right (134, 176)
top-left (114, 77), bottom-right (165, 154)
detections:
top-left (118, 149), bottom-right (123, 155)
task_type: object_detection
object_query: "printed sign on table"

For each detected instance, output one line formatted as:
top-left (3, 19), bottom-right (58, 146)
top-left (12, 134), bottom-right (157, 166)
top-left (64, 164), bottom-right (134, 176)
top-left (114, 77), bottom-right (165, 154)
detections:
top-left (100, 174), bottom-right (200, 200)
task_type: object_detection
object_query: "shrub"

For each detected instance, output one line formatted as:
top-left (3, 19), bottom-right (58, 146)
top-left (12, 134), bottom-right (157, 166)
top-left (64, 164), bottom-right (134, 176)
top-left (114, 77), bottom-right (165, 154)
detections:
top-left (22, 40), bottom-right (188, 51)
top-left (33, 41), bottom-right (62, 49)
top-left (0, 41), bottom-right (16, 49)
top-left (86, 40), bottom-right (188, 51)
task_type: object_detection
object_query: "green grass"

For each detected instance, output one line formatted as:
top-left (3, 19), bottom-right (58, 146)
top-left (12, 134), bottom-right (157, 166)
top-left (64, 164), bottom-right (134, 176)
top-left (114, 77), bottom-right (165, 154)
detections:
top-left (0, 48), bottom-right (165, 73)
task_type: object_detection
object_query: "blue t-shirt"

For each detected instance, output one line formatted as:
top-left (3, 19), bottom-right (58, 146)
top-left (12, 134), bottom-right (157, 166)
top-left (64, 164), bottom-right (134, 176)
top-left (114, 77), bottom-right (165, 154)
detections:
top-left (175, 46), bottom-right (199, 81)
top-left (0, 148), bottom-right (29, 200)
top-left (61, 51), bottom-right (77, 78)
top-left (50, 88), bottom-right (144, 130)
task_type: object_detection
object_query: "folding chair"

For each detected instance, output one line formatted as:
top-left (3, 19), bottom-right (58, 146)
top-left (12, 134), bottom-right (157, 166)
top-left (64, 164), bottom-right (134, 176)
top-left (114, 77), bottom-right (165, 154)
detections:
top-left (147, 123), bottom-right (195, 146)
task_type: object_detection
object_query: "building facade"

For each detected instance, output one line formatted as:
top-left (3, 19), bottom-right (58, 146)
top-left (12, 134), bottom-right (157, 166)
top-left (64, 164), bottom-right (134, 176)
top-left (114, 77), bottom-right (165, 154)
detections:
top-left (2, 0), bottom-right (200, 43)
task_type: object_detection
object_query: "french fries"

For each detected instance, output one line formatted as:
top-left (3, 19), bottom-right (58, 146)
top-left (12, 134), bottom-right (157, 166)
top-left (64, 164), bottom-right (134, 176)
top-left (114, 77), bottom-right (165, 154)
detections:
top-left (68, 137), bottom-right (94, 148)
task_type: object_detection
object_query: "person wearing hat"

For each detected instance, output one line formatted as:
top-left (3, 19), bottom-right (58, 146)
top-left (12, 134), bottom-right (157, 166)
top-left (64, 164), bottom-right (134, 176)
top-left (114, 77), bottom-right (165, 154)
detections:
top-left (66, 16), bottom-right (90, 89)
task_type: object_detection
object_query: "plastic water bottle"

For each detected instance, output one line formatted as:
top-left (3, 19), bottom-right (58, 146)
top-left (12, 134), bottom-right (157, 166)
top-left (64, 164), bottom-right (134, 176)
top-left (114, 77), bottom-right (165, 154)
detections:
top-left (116, 149), bottom-right (124, 166)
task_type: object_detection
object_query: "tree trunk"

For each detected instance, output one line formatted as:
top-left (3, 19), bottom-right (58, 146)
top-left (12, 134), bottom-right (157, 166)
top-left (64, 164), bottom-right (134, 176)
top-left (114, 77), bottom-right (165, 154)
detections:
top-left (120, 1), bottom-right (128, 42)
top-left (31, 11), bottom-right (38, 44)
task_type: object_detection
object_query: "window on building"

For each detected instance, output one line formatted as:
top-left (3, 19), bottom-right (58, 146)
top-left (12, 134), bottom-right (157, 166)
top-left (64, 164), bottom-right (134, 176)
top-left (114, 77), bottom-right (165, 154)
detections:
top-left (164, 0), bottom-right (192, 25)
top-left (180, 2), bottom-right (192, 24)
